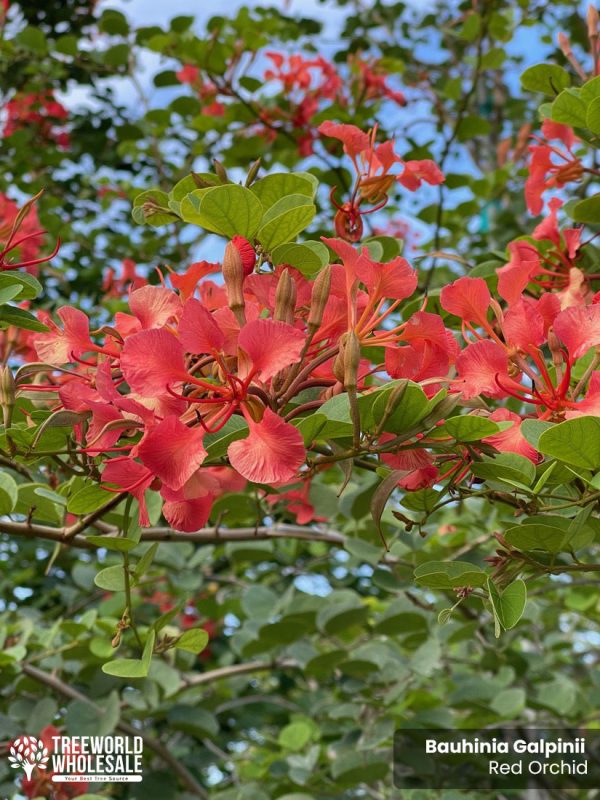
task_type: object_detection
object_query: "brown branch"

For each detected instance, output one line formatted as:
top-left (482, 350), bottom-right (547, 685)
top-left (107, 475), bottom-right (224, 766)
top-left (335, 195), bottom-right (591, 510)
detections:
top-left (21, 663), bottom-right (209, 799)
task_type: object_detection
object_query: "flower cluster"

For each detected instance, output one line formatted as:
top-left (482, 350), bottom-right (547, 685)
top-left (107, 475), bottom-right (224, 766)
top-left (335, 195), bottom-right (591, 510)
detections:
top-left (7, 108), bottom-right (598, 532)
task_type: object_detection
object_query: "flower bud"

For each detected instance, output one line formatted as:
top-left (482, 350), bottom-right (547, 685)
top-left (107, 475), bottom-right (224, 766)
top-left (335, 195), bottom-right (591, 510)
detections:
top-left (332, 333), bottom-right (347, 383)
top-left (231, 235), bottom-right (256, 276)
top-left (0, 366), bottom-right (16, 428)
top-left (588, 4), bottom-right (599, 40)
top-left (558, 32), bottom-right (572, 57)
top-left (343, 331), bottom-right (360, 391)
top-left (223, 241), bottom-right (246, 325)
top-left (245, 158), bottom-right (261, 187)
top-left (275, 268), bottom-right (296, 325)
top-left (213, 159), bottom-right (230, 184)
top-left (307, 264), bottom-right (331, 333)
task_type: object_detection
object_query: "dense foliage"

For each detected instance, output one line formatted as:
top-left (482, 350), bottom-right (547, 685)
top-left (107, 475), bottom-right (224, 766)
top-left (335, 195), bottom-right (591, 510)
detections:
top-left (0, 1), bottom-right (600, 798)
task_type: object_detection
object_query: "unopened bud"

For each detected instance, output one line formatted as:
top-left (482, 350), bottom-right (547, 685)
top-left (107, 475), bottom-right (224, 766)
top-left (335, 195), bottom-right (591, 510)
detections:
top-left (332, 333), bottom-right (347, 383)
top-left (0, 366), bottom-right (16, 428)
top-left (547, 328), bottom-right (564, 371)
top-left (343, 331), bottom-right (361, 391)
top-left (275, 268), bottom-right (296, 324)
top-left (558, 32), bottom-right (572, 57)
top-left (588, 4), bottom-right (599, 40)
top-left (245, 158), bottom-right (261, 188)
top-left (307, 264), bottom-right (332, 333)
top-left (223, 241), bottom-right (246, 325)
top-left (231, 236), bottom-right (256, 276)
top-left (213, 159), bottom-right (230, 184)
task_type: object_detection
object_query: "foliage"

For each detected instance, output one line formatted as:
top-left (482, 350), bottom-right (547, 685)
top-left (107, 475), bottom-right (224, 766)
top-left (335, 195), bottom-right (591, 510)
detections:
top-left (0, 1), bottom-right (599, 799)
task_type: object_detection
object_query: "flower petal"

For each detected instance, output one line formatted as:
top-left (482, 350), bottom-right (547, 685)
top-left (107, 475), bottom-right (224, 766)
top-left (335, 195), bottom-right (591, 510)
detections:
top-left (121, 328), bottom-right (187, 396)
top-left (179, 297), bottom-right (225, 353)
top-left (228, 408), bottom-right (305, 484)
top-left (137, 416), bottom-right (207, 491)
top-left (238, 318), bottom-right (305, 382)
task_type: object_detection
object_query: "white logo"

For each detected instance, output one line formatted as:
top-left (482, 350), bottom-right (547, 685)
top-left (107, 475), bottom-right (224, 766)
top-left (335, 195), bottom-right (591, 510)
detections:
top-left (8, 736), bottom-right (50, 781)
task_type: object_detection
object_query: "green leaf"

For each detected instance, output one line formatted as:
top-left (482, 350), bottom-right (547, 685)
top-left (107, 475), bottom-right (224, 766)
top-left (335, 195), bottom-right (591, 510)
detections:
top-left (0, 285), bottom-right (22, 305)
top-left (0, 271), bottom-right (43, 300)
top-left (0, 472), bottom-right (18, 515)
top-left (204, 415), bottom-right (248, 460)
top-left (132, 189), bottom-right (177, 226)
top-left (470, 452), bottom-right (536, 487)
top-left (32, 409), bottom-right (88, 449)
top-left (490, 687), bottom-right (526, 717)
top-left (271, 241), bottom-right (328, 276)
top-left (441, 415), bottom-right (500, 441)
top-left (363, 235), bottom-right (403, 261)
top-left (487, 578), bottom-right (527, 633)
top-left (370, 380), bottom-right (432, 435)
top-left (414, 560), bottom-right (487, 590)
top-left (520, 419), bottom-right (553, 448)
top-left (0, 306), bottom-right (48, 332)
top-left (551, 89), bottom-right (588, 128)
top-left (521, 63), bottom-right (571, 95)
top-left (65, 691), bottom-right (120, 736)
top-left (581, 74), bottom-right (600, 104)
top-left (16, 25), bottom-right (47, 53)
top-left (167, 705), bottom-right (218, 738)
top-left (175, 628), bottom-right (209, 654)
top-left (134, 542), bottom-right (158, 578)
top-left (538, 416), bottom-right (600, 469)
top-left (16, 483), bottom-right (63, 524)
top-left (256, 195), bottom-right (316, 250)
top-left (250, 172), bottom-right (316, 209)
top-left (504, 515), bottom-right (597, 553)
top-left (587, 96), bottom-right (600, 134)
top-left (571, 194), bottom-right (600, 225)
top-left (85, 535), bottom-right (138, 552)
top-left (181, 185), bottom-right (264, 238)
top-left (278, 721), bottom-right (312, 751)
top-left (67, 483), bottom-right (112, 515)
top-left (102, 629), bottom-right (155, 678)
top-left (94, 565), bottom-right (127, 591)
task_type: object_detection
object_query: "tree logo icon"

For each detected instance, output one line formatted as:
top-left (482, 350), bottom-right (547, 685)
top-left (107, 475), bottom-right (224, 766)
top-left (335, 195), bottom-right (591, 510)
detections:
top-left (8, 736), bottom-right (50, 781)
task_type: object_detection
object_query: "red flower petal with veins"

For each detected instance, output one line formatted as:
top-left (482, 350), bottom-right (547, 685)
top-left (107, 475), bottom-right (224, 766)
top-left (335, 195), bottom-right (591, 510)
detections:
top-left (170, 260), bottom-right (220, 302)
top-left (318, 121), bottom-right (370, 160)
top-left (129, 286), bottom-right (182, 329)
top-left (503, 298), bottom-right (545, 349)
top-left (138, 416), bottom-right (207, 491)
top-left (497, 241), bottom-right (541, 305)
top-left (121, 329), bottom-right (187, 396)
top-left (440, 276), bottom-right (491, 327)
top-left (34, 306), bottom-right (94, 363)
top-left (238, 318), bottom-right (305, 382)
top-left (179, 298), bottom-right (225, 353)
top-left (398, 159), bottom-right (444, 191)
top-left (454, 340), bottom-right (511, 399)
top-left (553, 304), bottom-right (600, 358)
top-left (160, 470), bottom-right (220, 532)
top-left (228, 408), bottom-right (305, 484)
top-left (102, 457), bottom-right (153, 526)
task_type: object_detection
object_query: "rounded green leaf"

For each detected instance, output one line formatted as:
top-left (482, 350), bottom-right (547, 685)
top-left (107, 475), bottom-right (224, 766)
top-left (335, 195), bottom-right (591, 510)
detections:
top-left (181, 184), bottom-right (264, 238)
top-left (0, 472), bottom-right (18, 515)
top-left (520, 63), bottom-right (571, 95)
top-left (414, 560), bottom-right (487, 589)
top-left (256, 195), bottom-right (316, 250)
top-left (538, 416), bottom-right (600, 469)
